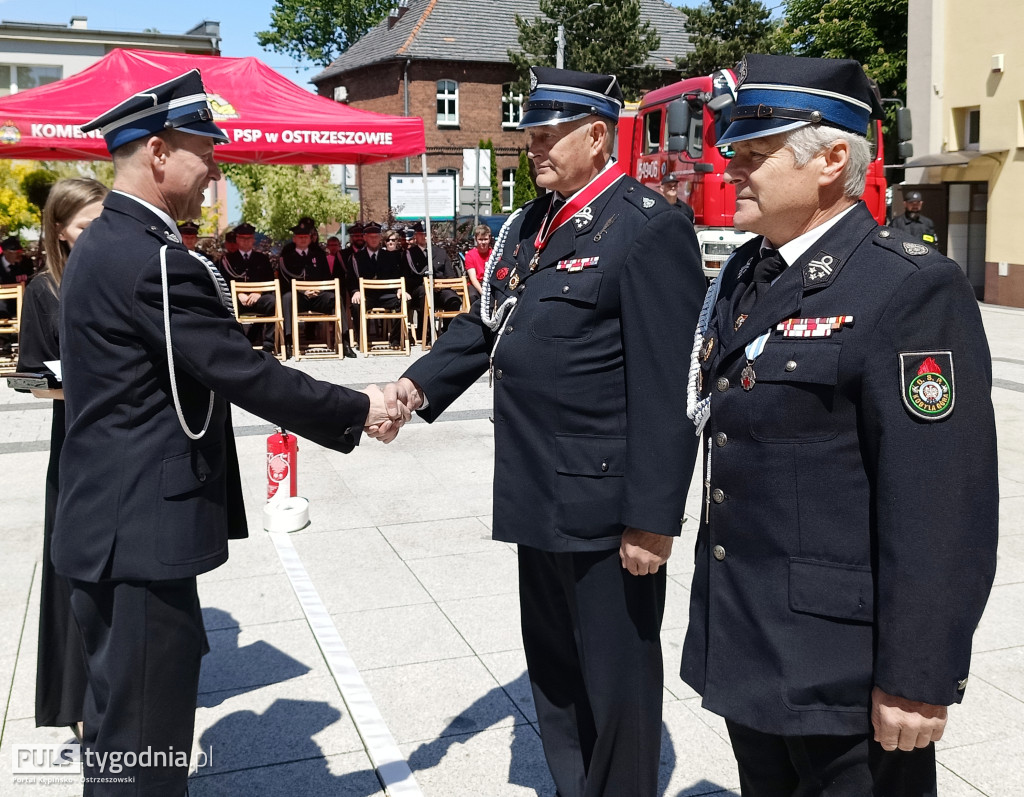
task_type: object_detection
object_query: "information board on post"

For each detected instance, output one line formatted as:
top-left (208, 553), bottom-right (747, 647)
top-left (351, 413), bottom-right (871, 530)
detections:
top-left (389, 173), bottom-right (457, 221)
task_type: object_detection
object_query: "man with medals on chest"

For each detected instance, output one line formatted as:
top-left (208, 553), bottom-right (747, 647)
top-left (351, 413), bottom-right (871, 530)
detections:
top-left (682, 55), bottom-right (998, 796)
top-left (373, 67), bottom-right (705, 796)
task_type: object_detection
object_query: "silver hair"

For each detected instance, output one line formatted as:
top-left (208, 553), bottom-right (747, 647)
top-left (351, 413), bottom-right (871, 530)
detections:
top-left (784, 124), bottom-right (872, 198)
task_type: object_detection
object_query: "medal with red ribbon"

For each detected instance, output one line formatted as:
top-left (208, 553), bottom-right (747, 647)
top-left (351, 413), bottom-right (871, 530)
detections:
top-left (528, 163), bottom-right (626, 271)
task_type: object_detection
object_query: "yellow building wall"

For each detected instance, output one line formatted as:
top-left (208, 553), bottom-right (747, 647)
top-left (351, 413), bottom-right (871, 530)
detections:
top-left (942, 0), bottom-right (1024, 300)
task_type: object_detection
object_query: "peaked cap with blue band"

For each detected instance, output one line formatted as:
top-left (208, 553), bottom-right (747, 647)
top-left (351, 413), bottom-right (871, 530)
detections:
top-left (518, 66), bottom-right (623, 129)
top-left (716, 54), bottom-right (884, 146)
top-left (81, 69), bottom-right (229, 153)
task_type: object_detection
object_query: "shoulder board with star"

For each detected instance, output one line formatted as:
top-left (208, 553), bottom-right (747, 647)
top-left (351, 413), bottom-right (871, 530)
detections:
top-left (620, 178), bottom-right (664, 216)
top-left (144, 223), bottom-right (182, 247)
top-left (872, 226), bottom-right (946, 266)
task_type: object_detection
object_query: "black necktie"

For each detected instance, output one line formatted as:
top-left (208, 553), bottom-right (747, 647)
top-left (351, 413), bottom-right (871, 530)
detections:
top-left (735, 249), bottom-right (787, 320)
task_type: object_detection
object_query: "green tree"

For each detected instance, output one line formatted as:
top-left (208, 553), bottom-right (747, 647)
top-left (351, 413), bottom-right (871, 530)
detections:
top-left (772, 0), bottom-right (909, 160)
top-left (677, 0), bottom-right (777, 77)
top-left (512, 150), bottom-right (537, 211)
top-left (509, 0), bottom-right (662, 100)
top-left (21, 168), bottom-right (57, 212)
top-left (257, 0), bottom-right (393, 67)
top-left (221, 164), bottom-right (358, 241)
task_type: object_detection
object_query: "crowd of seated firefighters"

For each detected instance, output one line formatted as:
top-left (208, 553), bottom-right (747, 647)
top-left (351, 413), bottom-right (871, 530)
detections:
top-left (188, 216), bottom-right (484, 358)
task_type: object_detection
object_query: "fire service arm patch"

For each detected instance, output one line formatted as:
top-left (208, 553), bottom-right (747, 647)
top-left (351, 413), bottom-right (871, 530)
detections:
top-left (899, 351), bottom-right (955, 421)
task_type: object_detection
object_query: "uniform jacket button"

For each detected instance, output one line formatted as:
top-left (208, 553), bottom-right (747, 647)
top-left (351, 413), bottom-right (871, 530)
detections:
top-left (505, 326), bottom-right (514, 334)
top-left (713, 544), bottom-right (726, 561)
top-left (601, 461), bottom-right (609, 472)
top-left (712, 488), bottom-right (725, 504)
top-left (198, 472), bottom-right (207, 482)
top-left (715, 432), bottom-right (728, 447)
top-left (785, 360), bottom-right (797, 372)
top-left (495, 368), bottom-right (503, 380)
top-left (562, 285), bottom-right (570, 293)
top-left (716, 377), bottom-right (729, 392)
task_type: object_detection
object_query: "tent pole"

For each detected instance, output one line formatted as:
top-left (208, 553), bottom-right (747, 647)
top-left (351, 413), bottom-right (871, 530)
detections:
top-left (422, 153), bottom-right (436, 346)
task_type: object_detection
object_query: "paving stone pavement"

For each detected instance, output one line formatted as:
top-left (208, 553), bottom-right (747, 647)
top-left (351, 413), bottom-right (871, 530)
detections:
top-left (2, 303), bottom-right (1023, 796)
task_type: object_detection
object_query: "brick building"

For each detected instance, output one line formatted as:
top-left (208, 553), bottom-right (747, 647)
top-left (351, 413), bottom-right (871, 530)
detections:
top-left (311, 0), bottom-right (692, 221)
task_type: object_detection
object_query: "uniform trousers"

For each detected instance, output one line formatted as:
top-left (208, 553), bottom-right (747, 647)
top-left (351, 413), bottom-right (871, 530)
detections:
top-left (282, 290), bottom-right (346, 341)
top-left (725, 719), bottom-right (937, 797)
top-left (69, 577), bottom-right (207, 796)
top-left (240, 292), bottom-right (279, 348)
top-left (518, 545), bottom-right (666, 797)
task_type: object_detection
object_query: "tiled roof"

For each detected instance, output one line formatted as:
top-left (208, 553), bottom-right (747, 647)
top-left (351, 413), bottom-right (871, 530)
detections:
top-left (312, 0), bottom-right (691, 84)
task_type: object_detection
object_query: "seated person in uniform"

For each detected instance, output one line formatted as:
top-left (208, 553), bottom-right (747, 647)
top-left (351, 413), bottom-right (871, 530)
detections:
top-left (408, 221), bottom-right (464, 336)
top-left (280, 221), bottom-right (347, 355)
top-left (220, 222), bottom-right (279, 352)
top-left (352, 222), bottom-right (405, 346)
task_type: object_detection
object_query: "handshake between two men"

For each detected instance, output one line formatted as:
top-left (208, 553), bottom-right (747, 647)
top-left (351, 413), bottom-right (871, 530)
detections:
top-left (361, 377), bottom-right (423, 444)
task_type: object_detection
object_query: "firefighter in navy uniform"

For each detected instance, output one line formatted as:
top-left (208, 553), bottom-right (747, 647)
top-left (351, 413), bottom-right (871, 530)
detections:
top-left (890, 189), bottom-right (939, 248)
top-left (56, 70), bottom-right (397, 796)
top-left (220, 221), bottom-right (279, 351)
top-left (682, 54), bottom-right (998, 796)
top-left (374, 67), bottom-right (705, 797)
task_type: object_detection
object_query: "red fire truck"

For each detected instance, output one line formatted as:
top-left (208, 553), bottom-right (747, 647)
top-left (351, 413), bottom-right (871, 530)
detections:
top-left (618, 68), bottom-right (896, 276)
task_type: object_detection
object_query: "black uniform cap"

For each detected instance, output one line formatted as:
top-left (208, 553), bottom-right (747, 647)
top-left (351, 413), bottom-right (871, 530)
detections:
top-left (718, 54), bottom-right (884, 146)
top-left (519, 66), bottom-right (623, 129)
top-left (178, 221), bottom-right (200, 235)
top-left (81, 69), bottom-right (229, 153)
top-left (234, 222), bottom-right (257, 235)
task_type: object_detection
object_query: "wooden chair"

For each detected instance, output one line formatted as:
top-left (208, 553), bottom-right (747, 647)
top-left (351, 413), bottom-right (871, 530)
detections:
top-left (291, 279), bottom-right (344, 360)
top-left (0, 284), bottom-right (24, 373)
top-left (421, 276), bottom-right (470, 349)
top-left (229, 280), bottom-right (286, 361)
top-left (358, 277), bottom-right (410, 356)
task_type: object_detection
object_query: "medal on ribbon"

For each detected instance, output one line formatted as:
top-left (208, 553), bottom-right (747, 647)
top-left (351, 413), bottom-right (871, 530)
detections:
top-left (529, 164), bottom-right (625, 271)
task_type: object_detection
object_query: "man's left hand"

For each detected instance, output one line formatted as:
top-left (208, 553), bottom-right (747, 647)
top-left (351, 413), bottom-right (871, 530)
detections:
top-left (871, 686), bottom-right (947, 751)
top-left (619, 528), bottom-right (673, 576)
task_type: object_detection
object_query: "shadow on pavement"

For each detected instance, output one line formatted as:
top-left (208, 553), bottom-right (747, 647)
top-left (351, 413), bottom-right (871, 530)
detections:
top-left (197, 608), bottom-right (311, 708)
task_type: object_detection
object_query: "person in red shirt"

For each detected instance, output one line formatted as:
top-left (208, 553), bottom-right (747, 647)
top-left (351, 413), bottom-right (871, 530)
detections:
top-left (462, 224), bottom-right (491, 302)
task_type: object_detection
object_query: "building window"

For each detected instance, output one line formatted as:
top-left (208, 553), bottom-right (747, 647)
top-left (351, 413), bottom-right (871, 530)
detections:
top-left (501, 168), bottom-right (516, 211)
top-left (436, 80), bottom-right (459, 127)
top-left (953, 106), bottom-right (980, 151)
top-left (0, 64), bottom-right (62, 96)
top-left (965, 108), bottom-right (980, 150)
top-left (502, 84), bottom-right (523, 128)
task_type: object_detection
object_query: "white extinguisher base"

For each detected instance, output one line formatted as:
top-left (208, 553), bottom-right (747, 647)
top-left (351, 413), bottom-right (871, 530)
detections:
top-left (263, 496), bottom-right (310, 533)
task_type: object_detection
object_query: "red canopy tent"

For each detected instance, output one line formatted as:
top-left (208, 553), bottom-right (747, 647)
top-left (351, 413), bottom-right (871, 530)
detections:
top-left (0, 48), bottom-right (424, 165)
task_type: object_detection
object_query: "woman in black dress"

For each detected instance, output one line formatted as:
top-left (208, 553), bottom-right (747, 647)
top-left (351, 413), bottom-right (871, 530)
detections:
top-left (17, 177), bottom-right (107, 735)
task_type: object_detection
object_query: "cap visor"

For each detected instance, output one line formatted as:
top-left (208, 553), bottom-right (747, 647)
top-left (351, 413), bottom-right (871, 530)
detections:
top-left (517, 109), bottom-right (592, 129)
top-left (716, 118), bottom-right (808, 147)
top-left (178, 120), bottom-right (230, 145)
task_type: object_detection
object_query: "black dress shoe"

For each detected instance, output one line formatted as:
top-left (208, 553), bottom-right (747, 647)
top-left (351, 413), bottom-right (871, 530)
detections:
top-left (343, 345), bottom-right (357, 358)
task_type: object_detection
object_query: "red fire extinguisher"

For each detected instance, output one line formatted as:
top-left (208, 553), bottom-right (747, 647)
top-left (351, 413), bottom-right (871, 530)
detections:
top-left (267, 427), bottom-right (298, 500)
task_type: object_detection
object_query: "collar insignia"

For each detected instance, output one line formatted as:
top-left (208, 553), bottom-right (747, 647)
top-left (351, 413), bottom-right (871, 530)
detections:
top-left (572, 206), bottom-right (594, 231)
top-left (642, 197), bottom-right (656, 209)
